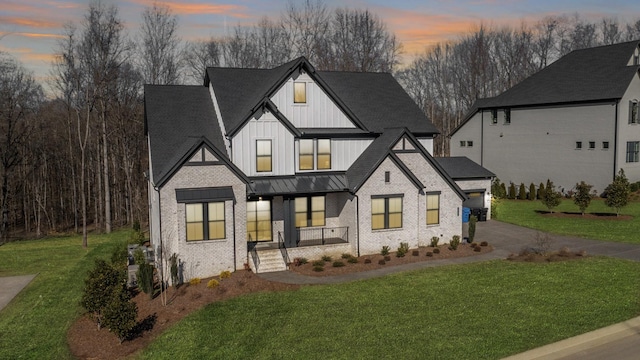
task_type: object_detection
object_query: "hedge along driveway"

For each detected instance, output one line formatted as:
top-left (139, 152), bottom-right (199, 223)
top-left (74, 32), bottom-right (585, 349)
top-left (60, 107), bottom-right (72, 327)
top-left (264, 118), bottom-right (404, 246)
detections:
top-left (495, 199), bottom-right (640, 244)
top-left (140, 258), bottom-right (640, 360)
top-left (0, 231), bottom-right (127, 359)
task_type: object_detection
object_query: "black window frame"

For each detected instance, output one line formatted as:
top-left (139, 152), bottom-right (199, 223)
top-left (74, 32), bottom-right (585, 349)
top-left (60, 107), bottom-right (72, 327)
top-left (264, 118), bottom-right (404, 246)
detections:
top-left (371, 195), bottom-right (403, 230)
top-left (294, 195), bottom-right (326, 228)
top-left (256, 139), bottom-right (272, 173)
top-left (503, 109), bottom-right (511, 124)
top-left (626, 141), bottom-right (639, 163)
top-left (185, 201), bottom-right (226, 242)
top-left (576, 141), bottom-right (582, 150)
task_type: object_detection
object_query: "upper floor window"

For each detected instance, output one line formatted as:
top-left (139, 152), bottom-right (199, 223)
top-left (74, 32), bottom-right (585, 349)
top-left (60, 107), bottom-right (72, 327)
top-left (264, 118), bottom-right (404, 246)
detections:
top-left (491, 109), bottom-right (498, 124)
top-left (504, 109), bottom-right (511, 124)
top-left (576, 141), bottom-right (582, 149)
top-left (626, 141), bottom-right (639, 163)
top-left (186, 202), bottom-right (225, 241)
top-left (467, 141), bottom-right (473, 147)
top-left (460, 141), bottom-right (466, 147)
top-left (603, 141), bottom-right (610, 150)
top-left (298, 139), bottom-right (331, 171)
top-left (630, 100), bottom-right (639, 124)
top-left (295, 196), bottom-right (325, 228)
top-left (256, 139), bottom-right (272, 172)
top-left (371, 196), bottom-right (403, 230)
top-left (589, 141), bottom-right (595, 150)
top-left (294, 82), bottom-right (306, 104)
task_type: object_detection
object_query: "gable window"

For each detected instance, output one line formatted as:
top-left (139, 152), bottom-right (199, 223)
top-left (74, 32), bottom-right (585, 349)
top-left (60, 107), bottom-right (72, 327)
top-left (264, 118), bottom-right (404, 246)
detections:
top-left (298, 139), bottom-right (331, 171)
top-left (294, 82), bottom-right (306, 104)
top-left (385, 171), bottom-right (390, 183)
top-left (504, 109), bottom-right (511, 124)
top-left (460, 141), bottom-right (466, 147)
top-left (630, 100), bottom-right (639, 124)
top-left (247, 200), bottom-right (272, 241)
top-left (589, 141), bottom-right (595, 150)
top-left (186, 202), bottom-right (225, 241)
top-left (603, 141), bottom-right (610, 150)
top-left (626, 141), bottom-right (639, 163)
top-left (467, 141), bottom-right (473, 147)
top-left (576, 141), bottom-right (582, 149)
top-left (256, 139), bottom-right (272, 172)
top-left (371, 196), bottom-right (403, 230)
top-left (491, 109), bottom-right (498, 124)
top-left (295, 196), bottom-right (325, 228)
top-left (426, 193), bottom-right (440, 225)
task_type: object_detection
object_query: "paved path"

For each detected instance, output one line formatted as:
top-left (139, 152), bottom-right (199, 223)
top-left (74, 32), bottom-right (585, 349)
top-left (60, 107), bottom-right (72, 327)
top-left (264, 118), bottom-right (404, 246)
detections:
top-left (0, 274), bottom-right (36, 312)
top-left (258, 220), bottom-right (640, 359)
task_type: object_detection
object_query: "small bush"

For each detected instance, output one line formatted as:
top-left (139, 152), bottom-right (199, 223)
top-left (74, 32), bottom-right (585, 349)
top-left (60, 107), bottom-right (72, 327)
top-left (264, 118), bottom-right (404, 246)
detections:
top-left (384, 255), bottom-right (391, 261)
top-left (412, 250), bottom-right (419, 256)
top-left (321, 255), bottom-right (332, 262)
top-left (480, 241), bottom-right (488, 247)
top-left (332, 261), bottom-right (345, 267)
top-left (347, 257), bottom-right (358, 264)
top-left (364, 258), bottom-right (372, 264)
top-left (474, 247), bottom-right (481, 252)
top-left (312, 260), bottom-right (325, 267)
top-left (81, 259), bottom-right (124, 329)
top-left (470, 242), bottom-right (478, 248)
top-left (430, 236), bottom-right (439, 247)
top-left (102, 285), bottom-right (137, 343)
top-left (433, 248), bottom-right (440, 254)
top-left (207, 279), bottom-right (220, 288)
top-left (298, 257), bottom-right (308, 264)
top-left (133, 248), bottom-right (146, 266)
top-left (449, 235), bottom-right (461, 250)
top-left (219, 270), bottom-right (232, 279)
top-left (189, 277), bottom-right (201, 285)
top-left (313, 265), bottom-right (324, 272)
top-left (136, 263), bottom-right (155, 299)
top-left (426, 252), bottom-right (433, 257)
top-left (378, 259), bottom-right (386, 265)
top-left (341, 253), bottom-right (352, 259)
top-left (381, 245), bottom-right (390, 256)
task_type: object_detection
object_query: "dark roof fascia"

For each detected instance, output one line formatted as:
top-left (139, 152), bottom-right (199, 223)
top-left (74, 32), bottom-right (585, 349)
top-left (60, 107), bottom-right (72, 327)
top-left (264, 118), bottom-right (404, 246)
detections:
top-left (401, 131), bottom-right (468, 201)
top-left (388, 152), bottom-right (424, 191)
top-left (155, 137), bottom-right (249, 188)
top-left (228, 99), bottom-right (302, 138)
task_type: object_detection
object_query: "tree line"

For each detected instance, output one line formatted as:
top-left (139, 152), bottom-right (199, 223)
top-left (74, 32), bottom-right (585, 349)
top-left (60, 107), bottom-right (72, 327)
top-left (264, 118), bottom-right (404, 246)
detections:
top-left (1, 0), bottom-right (639, 243)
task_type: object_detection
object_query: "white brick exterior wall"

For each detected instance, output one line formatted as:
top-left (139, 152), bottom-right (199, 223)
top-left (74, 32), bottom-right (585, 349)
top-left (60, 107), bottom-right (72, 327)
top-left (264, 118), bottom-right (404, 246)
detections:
top-left (455, 178), bottom-right (493, 219)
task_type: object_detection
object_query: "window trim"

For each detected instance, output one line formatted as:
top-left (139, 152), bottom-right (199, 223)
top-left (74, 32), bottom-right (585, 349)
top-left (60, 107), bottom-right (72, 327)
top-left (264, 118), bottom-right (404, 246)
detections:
top-left (460, 141), bottom-right (466, 147)
top-left (588, 141), bottom-right (595, 150)
top-left (467, 141), bottom-right (473, 147)
top-left (603, 141), bottom-right (610, 150)
top-left (626, 141), bottom-right (639, 163)
top-left (186, 201), bottom-right (226, 242)
top-left (294, 82), bottom-right (306, 104)
top-left (630, 100), bottom-right (639, 124)
top-left (295, 196), bottom-right (326, 228)
top-left (371, 195), bottom-right (403, 230)
top-left (297, 138), bottom-right (331, 171)
top-left (298, 139), bottom-right (314, 170)
top-left (490, 109), bottom-right (498, 124)
top-left (503, 109), bottom-right (511, 125)
top-left (426, 192), bottom-right (440, 226)
top-left (247, 199), bottom-right (272, 242)
top-left (256, 139), bottom-right (272, 173)
top-left (576, 141), bottom-right (582, 150)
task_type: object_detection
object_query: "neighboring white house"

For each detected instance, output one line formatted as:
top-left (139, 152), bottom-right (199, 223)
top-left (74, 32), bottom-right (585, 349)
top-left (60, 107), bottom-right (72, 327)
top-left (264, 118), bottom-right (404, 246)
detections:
top-left (451, 40), bottom-right (640, 194)
top-left (144, 57), bottom-right (491, 280)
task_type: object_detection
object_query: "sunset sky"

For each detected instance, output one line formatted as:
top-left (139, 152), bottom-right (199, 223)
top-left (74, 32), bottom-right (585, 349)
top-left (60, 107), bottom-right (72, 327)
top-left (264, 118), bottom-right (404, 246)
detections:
top-left (2, 0), bottom-right (640, 85)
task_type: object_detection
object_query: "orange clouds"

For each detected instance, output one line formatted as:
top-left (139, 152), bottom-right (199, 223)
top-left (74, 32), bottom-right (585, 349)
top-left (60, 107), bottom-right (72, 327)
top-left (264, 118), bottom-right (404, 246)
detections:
top-left (0, 16), bottom-right (60, 29)
top-left (0, 31), bottom-right (64, 40)
top-left (128, 0), bottom-right (250, 18)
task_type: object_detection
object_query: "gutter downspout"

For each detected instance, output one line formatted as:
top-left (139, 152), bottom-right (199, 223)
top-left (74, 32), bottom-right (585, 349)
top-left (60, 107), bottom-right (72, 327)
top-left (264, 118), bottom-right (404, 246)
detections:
top-left (354, 194), bottom-right (360, 257)
top-left (232, 197), bottom-right (237, 272)
top-left (154, 185), bottom-right (165, 299)
top-left (614, 100), bottom-right (619, 181)
top-left (480, 110), bottom-right (484, 166)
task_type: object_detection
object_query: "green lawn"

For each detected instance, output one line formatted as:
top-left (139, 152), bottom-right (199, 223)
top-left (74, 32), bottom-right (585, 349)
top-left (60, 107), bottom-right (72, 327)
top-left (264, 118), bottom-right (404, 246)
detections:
top-left (494, 198), bottom-right (640, 243)
top-left (0, 231), bottom-right (128, 359)
top-left (140, 258), bottom-right (640, 360)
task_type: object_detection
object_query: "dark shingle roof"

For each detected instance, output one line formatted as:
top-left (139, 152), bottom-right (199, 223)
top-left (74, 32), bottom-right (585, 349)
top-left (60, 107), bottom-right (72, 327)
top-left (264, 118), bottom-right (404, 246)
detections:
top-left (435, 157), bottom-right (495, 180)
top-left (144, 85), bottom-right (227, 185)
top-left (482, 41), bottom-right (640, 108)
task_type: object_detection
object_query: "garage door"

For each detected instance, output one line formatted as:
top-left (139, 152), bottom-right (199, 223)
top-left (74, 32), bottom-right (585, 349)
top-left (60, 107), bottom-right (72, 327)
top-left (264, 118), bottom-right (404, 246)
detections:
top-left (463, 192), bottom-right (484, 209)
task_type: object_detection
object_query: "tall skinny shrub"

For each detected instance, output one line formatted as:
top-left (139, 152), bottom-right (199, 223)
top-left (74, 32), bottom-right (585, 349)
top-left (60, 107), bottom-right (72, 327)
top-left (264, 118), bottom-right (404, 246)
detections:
top-left (508, 182), bottom-right (516, 199)
top-left (529, 183), bottom-right (536, 200)
top-left (573, 181), bottom-right (593, 215)
top-left (518, 183), bottom-right (527, 200)
top-left (605, 169), bottom-right (631, 216)
top-left (541, 179), bottom-right (562, 213)
top-left (537, 182), bottom-right (545, 199)
top-left (137, 263), bottom-right (155, 299)
top-left (468, 215), bottom-right (477, 243)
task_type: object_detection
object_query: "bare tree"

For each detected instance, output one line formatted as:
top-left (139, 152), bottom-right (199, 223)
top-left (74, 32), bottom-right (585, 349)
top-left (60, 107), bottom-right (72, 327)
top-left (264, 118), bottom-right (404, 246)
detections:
top-left (183, 38), bottom-right (222, 84)
top-left (0, 53), bottom-right (43, 242)
top-left (138, 2), bottom-right (182, 85)
top-left (625, 19), bottom-right (640, 41)
top-left (601, 18), bottom-right (622, 45)
top-left (283, 0), bottom-right (330, 64)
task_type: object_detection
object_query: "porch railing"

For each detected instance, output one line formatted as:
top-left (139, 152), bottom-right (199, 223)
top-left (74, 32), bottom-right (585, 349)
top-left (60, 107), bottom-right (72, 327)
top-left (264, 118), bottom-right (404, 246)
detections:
top-left (249, 244), bottom-right (260, 272)
top-left (277, 232), bottom-right (290, 267)
top-left (296, 226), bottom-right (349, 246)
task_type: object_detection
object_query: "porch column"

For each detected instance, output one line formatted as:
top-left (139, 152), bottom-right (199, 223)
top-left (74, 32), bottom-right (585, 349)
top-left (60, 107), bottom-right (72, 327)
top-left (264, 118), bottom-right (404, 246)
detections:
top-left (283, 198), bottom-right (298, 247)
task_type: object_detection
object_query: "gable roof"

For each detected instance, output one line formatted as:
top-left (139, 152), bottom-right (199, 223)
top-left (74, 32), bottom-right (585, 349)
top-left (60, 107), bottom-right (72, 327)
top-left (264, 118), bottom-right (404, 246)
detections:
top-left (482, 41), bottom-right (640, 108)
top-left (206, 57), bottom-right (438, 137)
top-left (144, 85), bottom-right (247, 187)
top-left (346, 128), bottom-right (466, 199)
top-left (435, 157), bottom-right (495, 180)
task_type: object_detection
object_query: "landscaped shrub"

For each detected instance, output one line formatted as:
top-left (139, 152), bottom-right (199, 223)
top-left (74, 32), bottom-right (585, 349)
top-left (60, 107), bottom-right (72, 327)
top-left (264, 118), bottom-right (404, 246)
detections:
top-left (347, 256), bottom-right (358, 264)
top-left (426, 252), bottom-right (433, 257)
top-left (541, 179), bottom-right (562, 213)
top-left (449, 235), bottom-right (461, 250)
top-left (480, 241), bottom-right (488, 247)
top-left (605, 169), bottom-right (631, 216)
top-left (341, 253), bottom-right (352, 259)
top-left (321, 255), bottom-right (332, 262)
top-left (207, 279), bottom-right (220, 288)
top-left (101, 284), bottom-right (137, 343)
top-left (332, 261), bottom-right (345, 267)
top-left (313, 265), bottom-right (324, 272)
top-left (470, 242), bottom-right (477, 248)
top-left (491, 177), bottom-right (506, 199)
top-left (384, 255), bottom-right (391, 261)
top-left (500, 183), bottom-right (507, 199)
top-left (573, 182), bottom-right (594, 216)
top-left (189, 277), bottom-right (201, 285)
top-left (430, 236), bottom-right (439, 247)
top-left (110, 242), bottom-right (128, 269)
top-left (129, 222), bottom-right (146, 245)
top-left (433, 248), bottom-right (440, 254)
top-left (491, 198), bottom-right (499, 220)
top-left (474, 246), bottom-right (481, 252)
top-left (518, 183), bottom-right (527, 200)
top-left (529, 183), bottom-right (536, 200)
top-left (381, 245), bottom-right (390, 256)
top-left (294, 257), bottom-right (308, 266)
top-left (312, 260), bottom-right (324, 267)
top-left (364, 258), bottom-right (372, 264)
top-left (538, 182), bottom-right (545, 199)
top-left (468, 215), bottom-right (477, 243)
top-left (219, 270), bottom-right (232, 279)
top-left (508, 182), bottom-right (517, 199)
top-left (378, 259), bottom-right (386, 265)
top-left (396, 242), bottom-right (409, 257)
top-left (133, 248), bottom-right (146, 265)
top-left (81, 259), bottom-right (124, 329)
top-left (412, 250), bottom-right (419, 256)
top-left (136, 263), bottom-right (155, 299)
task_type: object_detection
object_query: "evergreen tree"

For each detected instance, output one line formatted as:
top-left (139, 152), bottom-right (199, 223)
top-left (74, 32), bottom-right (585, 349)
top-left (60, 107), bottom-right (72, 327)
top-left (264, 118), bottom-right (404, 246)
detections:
top-left (508, 182), bottom-right (517, 199)
top-left (541, 179), bottom-right (562, 213)
top-left (491, 177), bottom-right (506, 199)
top-left (518, 183), bottom-right (527, 200)
top-left (605, 169), bottom-right (631, 216)
top-left (529, 183), bottom-right (536, 200)
top-left (500, 183), bottom-right (507, 199)
top-left (538, 182), bottom-right (545, 199)
top-left (573, 181), bottom-right (593, 215)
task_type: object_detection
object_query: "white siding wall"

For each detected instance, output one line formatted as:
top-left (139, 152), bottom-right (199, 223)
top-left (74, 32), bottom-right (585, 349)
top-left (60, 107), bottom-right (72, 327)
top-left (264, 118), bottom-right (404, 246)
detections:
top-left (271, 73), bottom-right (356, 128)
top-left (618, 73), bottom-right (640, 183)
top-left (231, 113), bottom-right (295, 176)
top-left (417, 137), bottom-right (434, 155)
top-left (450, 112), bottom-right (483, 164)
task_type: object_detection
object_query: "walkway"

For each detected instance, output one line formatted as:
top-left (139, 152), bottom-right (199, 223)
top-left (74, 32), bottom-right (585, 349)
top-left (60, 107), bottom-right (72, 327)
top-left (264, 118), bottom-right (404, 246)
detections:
top-left (257, 220), bottom-right (640, 359)
top-left (0, 274), bottom-right (36, 312)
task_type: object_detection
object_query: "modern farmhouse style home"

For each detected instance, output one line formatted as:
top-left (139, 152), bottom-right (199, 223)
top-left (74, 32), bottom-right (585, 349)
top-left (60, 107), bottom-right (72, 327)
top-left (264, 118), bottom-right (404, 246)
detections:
top-left (145, 57), bottom-right (491, 280)
top-left (451, 40), bottom-right (640, 194)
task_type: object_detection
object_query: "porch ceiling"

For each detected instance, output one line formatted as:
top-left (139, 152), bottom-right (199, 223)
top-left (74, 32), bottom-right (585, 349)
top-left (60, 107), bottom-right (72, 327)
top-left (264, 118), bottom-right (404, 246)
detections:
top-left (248, 174), bottom-right (348, 196)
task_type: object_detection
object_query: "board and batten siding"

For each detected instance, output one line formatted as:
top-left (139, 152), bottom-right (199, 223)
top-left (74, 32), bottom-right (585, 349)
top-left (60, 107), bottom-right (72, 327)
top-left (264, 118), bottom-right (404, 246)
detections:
top-left (270, 73), bottom-right (356, 128)
top-left (617, 72), bottom-right (640, 183)
top-left (294, 138), bottom-right (373, 172)
top-left (416, 137), bottom-right (434, 155)
top-left (231, 113), bottom-right (295, 176)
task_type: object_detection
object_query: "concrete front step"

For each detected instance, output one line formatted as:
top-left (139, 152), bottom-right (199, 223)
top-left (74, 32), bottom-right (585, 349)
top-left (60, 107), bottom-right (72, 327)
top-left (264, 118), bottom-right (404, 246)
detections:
top-left (252, 249), bottom-right (287, 273)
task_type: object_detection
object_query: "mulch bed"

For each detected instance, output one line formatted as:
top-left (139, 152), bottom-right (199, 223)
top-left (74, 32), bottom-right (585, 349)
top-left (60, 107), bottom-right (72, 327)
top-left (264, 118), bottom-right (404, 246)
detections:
top-left (536, 210), bottom-right (632, 221)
